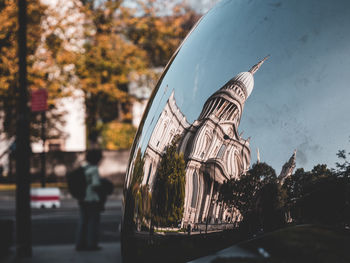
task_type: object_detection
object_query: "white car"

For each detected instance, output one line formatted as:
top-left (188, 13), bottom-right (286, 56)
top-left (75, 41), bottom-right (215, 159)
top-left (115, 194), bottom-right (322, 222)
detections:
top-left (30, 187), bottom-right (61, 209)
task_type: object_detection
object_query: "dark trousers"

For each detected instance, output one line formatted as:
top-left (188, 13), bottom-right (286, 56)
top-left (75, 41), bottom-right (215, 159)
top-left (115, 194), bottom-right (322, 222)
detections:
top-left (76, 202), bottom-right (101, 249)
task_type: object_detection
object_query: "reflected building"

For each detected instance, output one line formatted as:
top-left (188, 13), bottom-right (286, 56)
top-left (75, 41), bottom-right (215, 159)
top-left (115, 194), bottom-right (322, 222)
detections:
top-left (121, 1), bottom-right (350, 261)
top-left (278, 150), bottom-right (297, 185)
top-left (141, 57), bottom-right (269, 229)
top-left (141, 91), bottom-right (191, 187)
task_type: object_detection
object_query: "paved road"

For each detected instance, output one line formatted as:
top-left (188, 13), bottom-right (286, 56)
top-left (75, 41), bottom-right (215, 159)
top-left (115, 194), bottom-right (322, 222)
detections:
top-left (5, 243), bottom-right (122, 263)
top-left (0, 193), bottom-right (122, 245)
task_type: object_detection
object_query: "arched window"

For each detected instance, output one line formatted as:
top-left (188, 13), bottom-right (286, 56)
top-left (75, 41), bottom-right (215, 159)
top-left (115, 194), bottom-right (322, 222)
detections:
top-left (145, 163), bottom-right (152, 185)
top-left (169, 129), bottom-right (175, 142)
top-left (157, 122), bottom-right (168, 147)
top-left (235, 156), bottom-right (242, 177)
top-left (191, 171), bottom-right (198, 208)
top-left (217, 144), bottom-right (226, 159)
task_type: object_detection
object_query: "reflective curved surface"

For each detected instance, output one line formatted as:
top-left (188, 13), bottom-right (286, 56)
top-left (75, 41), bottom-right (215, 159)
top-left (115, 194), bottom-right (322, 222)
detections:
top-left (122, 1), bottom-right (350, 262)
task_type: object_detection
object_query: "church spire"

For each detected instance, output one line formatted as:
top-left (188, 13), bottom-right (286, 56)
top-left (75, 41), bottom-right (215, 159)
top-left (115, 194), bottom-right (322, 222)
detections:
top-left (249, 55), bottom-right (270, 75)
top-left (278, 149), bottom-right (297, 185)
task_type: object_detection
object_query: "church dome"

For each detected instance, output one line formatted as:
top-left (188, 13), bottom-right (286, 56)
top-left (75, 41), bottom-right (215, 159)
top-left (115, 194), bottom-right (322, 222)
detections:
top-left (231, 56), bottom-right (269, 98)
top-left (233, 71), bottom-right (254, 97)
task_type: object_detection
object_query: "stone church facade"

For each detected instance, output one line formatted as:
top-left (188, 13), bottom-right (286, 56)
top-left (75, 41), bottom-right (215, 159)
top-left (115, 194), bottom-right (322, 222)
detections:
top-left (142, 57), bottom-right (269, 227)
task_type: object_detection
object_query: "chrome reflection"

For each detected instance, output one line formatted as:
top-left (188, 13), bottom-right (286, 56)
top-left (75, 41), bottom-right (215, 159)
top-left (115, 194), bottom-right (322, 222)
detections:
top-left (121, 0), bottom-right (350, 262)
top-left (130, 57), bottom-right (269, 233)
top-left (122, 58), bottom-right (283, 262)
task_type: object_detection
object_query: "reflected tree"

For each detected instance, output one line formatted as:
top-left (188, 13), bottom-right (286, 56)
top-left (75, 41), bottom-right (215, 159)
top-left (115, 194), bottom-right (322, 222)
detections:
top-left (136, 185), bottom-right (152, 226)
top-left (219, 162), bottom-right (282, 232)
top-left (152, 135), bottom-right (186, 227)
top-left (124, 148), bottom-right (145, 232)
top-left (336, 148), bottom-right (350, 178)
top-left (283, 165), bottom-right (332, 205)
top-left (130, 148), bottom-right (145, 188)
top-left (283, 162), bottom-right (350, 226)
top-left (218, 154), bottom-right (350, 233)
top-left (130, 149), bottom-right (153, 230)
top-left (219, 162), bottom-right (277, 216)
top-left (217, 142), bottom-right (350, 234)
top-left (255, 181), bottom-right (287, 231)
top-left (123, 148), bottom-right (153, 235)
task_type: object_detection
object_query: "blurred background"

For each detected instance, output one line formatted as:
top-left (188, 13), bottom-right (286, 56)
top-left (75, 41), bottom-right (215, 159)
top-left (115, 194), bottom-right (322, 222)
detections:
top-left (0, 0), bottom-right (220, 186)
top-left (1, 1), bottom-right (350, 262)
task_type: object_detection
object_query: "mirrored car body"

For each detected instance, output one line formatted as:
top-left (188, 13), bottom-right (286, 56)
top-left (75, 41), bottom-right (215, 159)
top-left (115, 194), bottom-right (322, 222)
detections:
top-left (121, 0), bottom-right (350, 262)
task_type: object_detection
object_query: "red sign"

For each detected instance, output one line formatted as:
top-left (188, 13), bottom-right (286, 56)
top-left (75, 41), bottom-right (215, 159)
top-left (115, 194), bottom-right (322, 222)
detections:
top-left (31, 89), bottom-right (48, 112)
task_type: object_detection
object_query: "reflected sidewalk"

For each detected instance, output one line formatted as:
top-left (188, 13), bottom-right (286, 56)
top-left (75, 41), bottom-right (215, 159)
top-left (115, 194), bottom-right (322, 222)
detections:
top-left (3, 243), bottom-right (121, 263)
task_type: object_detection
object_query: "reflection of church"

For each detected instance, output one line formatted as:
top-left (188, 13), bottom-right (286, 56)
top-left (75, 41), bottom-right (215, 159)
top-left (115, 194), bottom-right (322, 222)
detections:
top-left (142, 57), bottom-right (269, 227)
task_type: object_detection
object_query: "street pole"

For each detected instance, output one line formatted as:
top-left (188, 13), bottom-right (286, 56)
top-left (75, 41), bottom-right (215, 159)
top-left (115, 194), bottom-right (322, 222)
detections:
top-left (41, 111), bottom-right (46, 188)
top-left (16, 0), bottom-right (32, 257)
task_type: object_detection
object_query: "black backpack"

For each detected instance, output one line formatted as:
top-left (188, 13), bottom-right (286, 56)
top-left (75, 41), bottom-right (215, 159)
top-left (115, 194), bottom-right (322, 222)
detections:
top-left (97, 178), bottom-right (114, 211)
top-left (66, 166), bottom-right (86, 200)
top-left (99, 178), bottom-right (114, 196)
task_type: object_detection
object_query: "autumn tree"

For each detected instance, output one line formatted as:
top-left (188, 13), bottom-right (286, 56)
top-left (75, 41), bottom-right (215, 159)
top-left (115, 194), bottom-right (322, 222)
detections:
top-left (0, 0), bottom-right (45, 139)
top-left (75, 0), bottom-right (144, 147)
top-left (121, 0), bottom-right (200, 67)
top-left (0, 0), bottom-right (199, 150)
top-left (0, 0), bottom-right (76, 142)
top-left (75, 0), bottom-right (199, 148)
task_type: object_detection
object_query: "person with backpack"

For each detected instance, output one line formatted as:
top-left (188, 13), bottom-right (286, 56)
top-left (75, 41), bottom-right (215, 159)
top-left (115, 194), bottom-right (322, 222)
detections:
top-left (75, 149), bottom-right (103, 251)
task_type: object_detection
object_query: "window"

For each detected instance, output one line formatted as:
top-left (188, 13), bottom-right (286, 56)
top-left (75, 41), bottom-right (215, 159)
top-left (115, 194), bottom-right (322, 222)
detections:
top-left (191, 171), bottom-right (198, 208)
top-left (146, 163), bottom-right (152, 185)
top-left (217, 144), bottom-right (226, 158)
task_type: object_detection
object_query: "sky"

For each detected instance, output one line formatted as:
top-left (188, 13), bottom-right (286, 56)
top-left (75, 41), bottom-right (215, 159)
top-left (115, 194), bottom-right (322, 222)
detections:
top-left (187, 0), bottom-right (219, 13)
top-left (134, 0), bottom-right (350, 173)
top-left (122, 0), bottom-right (219, 15)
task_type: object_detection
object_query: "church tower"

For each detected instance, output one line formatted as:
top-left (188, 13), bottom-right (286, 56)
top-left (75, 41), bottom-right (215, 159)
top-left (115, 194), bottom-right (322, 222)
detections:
top-left (183, 57), bottom-right (269, 226)
top-left (198, 56), bottom-right (269, 126)
top-left (141, 56), bottom-right (270, 229)
top-left (279, 150), bottom-right (297, 185)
